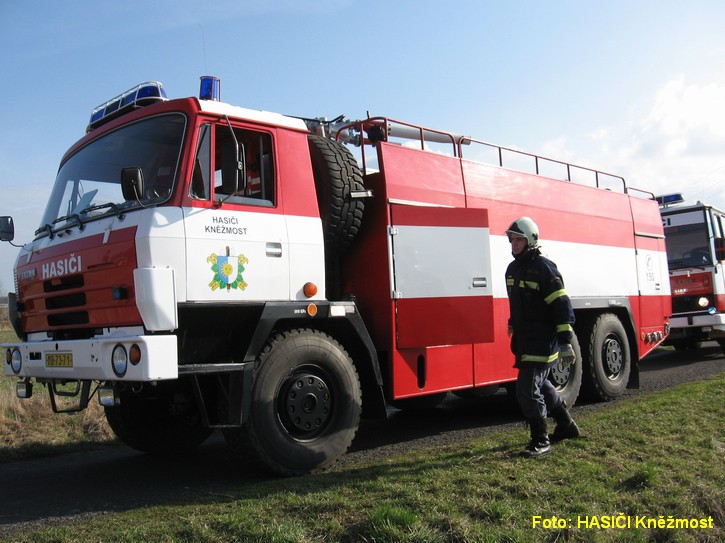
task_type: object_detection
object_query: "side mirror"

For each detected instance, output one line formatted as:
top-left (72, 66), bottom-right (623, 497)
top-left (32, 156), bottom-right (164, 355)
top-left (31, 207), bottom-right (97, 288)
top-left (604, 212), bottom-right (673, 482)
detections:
top-left (221, 142), bottom-right (248, 196)
top-left (0, 216), bottom-right (15, 242)
top-left (121, 167), bottom-right (145, 201)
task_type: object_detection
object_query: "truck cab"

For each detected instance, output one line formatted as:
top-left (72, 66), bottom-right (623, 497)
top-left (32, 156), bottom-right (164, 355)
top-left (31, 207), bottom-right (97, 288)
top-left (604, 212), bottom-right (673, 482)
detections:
top-left (660, 195), bottom-right (725, 352)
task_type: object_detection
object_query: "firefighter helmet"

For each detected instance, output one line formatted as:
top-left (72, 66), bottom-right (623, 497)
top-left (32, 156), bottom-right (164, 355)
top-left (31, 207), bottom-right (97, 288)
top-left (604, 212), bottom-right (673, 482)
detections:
top-left (506, 217), bottom-right (539, 247)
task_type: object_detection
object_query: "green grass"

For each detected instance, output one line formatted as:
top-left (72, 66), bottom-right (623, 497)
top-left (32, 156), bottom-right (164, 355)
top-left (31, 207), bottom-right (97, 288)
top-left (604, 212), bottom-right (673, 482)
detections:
top-left (2, 375), bottom-right (722, 543)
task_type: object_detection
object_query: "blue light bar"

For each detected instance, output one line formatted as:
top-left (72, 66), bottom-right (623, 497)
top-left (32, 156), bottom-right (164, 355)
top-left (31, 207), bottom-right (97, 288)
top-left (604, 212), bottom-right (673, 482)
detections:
top-left (199, 76), bottom-right (221, 101)
top-left (656, 192), bottom-right (685, 206)
top-left (88, 81), bottom-right (168, 131)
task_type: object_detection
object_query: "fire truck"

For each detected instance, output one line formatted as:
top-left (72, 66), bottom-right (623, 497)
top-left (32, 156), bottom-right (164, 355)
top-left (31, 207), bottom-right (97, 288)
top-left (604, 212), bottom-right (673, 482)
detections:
top-left (659, 194), bottom-right (725, 352)
top-left (1, 77), bottom-right (670, 475)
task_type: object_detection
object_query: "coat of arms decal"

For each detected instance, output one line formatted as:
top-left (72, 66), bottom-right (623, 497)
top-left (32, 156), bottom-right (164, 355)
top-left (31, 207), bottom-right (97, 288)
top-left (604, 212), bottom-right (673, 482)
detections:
top-left (207, 247), bottom-right (249, 291)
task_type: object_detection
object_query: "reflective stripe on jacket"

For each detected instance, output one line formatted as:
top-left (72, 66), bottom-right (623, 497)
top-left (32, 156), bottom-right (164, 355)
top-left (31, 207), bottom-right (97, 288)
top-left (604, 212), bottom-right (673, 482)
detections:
top-left (505, 247), bottom-right (575, 368)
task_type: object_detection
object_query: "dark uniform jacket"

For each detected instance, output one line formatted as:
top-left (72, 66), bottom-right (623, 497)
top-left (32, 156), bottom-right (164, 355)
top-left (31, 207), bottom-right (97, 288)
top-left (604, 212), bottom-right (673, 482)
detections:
top-left (505, 247), bottom-right (575, 368)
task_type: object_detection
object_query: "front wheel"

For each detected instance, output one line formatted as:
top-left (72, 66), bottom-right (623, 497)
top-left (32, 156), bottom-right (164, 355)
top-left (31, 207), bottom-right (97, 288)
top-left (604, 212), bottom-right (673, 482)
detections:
top-left (580, 314), bottom-right (631, 401)
top-left (243, 328), bottom-right (362, 476)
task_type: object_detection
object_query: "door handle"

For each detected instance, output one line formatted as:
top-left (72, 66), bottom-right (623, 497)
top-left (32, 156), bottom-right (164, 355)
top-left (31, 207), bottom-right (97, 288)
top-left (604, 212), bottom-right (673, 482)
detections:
top-left (266, 242), bottom-right (282, 258)
top-left (472, 277), bottom-right (487, 288)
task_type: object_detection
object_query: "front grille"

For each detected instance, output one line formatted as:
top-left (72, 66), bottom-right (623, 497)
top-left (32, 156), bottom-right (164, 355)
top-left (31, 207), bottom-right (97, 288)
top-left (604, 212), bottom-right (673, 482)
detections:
top-left (44, 274), bottom-right (84, 292)
top-left (42, 275), bottom-right (89, 326)
top-left (46, 292), bottom-right (87, 310)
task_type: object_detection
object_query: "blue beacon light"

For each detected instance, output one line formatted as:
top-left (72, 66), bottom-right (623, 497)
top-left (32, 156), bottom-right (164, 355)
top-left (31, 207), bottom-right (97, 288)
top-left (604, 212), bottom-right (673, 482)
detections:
top-left (88, 81), bottom-right (167, 131)
top-left (199, 76), bottom-right (221, 101)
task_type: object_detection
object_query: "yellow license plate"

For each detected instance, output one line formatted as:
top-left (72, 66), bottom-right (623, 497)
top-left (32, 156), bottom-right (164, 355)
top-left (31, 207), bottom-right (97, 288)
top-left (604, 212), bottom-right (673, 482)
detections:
top-left (46, 353), bottom-right (73, 368)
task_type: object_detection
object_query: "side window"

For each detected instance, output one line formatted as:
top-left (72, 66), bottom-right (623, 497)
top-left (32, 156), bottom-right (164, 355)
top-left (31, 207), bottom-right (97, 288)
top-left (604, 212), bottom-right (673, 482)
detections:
top-left (191, 124), bottom-right (211, 200)
top-left (715, 213), bottom-right (725, 261)
top-left (214, 125), bottom-right (275, 207)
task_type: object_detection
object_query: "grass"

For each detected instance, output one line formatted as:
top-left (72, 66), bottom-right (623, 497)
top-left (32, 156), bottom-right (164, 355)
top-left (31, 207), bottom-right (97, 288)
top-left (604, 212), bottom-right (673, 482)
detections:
top-left (1, 374), bottom-right (722, 543)
top-left (0, 329), bottom-right (116, 460)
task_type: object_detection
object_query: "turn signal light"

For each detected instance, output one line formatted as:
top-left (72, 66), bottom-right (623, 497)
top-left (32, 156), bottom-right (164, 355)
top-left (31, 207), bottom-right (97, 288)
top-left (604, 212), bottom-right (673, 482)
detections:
top-left (129, 344), bottom-right (142, 365)
top-left (303, 282), bottom-right (318, 298)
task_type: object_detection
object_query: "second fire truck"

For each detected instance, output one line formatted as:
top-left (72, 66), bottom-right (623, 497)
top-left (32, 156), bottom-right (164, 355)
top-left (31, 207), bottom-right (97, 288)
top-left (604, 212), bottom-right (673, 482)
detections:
top-left (660, 194), bottom-right (725, 353)
top-left (2, 77), bottom-right (670, 474)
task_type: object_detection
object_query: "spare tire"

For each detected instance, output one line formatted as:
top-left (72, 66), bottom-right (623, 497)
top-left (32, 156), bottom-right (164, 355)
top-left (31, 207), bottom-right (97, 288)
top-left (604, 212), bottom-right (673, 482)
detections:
top-left (307, 135), bottom-right (365, 254)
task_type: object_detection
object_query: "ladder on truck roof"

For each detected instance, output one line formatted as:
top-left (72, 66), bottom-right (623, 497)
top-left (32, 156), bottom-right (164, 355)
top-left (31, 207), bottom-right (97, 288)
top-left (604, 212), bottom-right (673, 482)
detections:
top-left (334, 116), bottom-right (653, 197)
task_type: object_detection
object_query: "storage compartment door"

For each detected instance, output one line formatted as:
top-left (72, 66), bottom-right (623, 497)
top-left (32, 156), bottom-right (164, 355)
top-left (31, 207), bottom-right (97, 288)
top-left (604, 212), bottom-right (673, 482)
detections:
top-left (390, 204), bottom-right (494, 348)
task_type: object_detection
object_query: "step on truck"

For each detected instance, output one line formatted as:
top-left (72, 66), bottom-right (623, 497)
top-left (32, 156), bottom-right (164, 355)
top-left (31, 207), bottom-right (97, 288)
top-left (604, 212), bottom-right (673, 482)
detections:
top-left (1, 77), bottom-right (670, 475)
top-left (659, 194), bottom-right (725, 353)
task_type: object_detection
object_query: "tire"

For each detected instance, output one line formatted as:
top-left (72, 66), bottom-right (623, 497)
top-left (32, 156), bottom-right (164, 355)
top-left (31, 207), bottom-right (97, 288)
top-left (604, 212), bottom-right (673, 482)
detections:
top-left (718, 339), bottom-right (725, 356)
top-left (307, 135), bottom-right (365, 254)
top-left (548, 332), bottom-right (582, 407)
top-left (104, 379), bottom-right (212, 454)
top-left (580, 313), bottom-right (631, 401)
top-left (243, 328), bottom-right (362, 476)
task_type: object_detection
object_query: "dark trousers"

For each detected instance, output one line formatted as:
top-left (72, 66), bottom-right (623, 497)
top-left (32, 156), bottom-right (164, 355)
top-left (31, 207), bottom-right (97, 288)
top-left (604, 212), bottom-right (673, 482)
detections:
top-left (515, 364), bottom-right (563, 420)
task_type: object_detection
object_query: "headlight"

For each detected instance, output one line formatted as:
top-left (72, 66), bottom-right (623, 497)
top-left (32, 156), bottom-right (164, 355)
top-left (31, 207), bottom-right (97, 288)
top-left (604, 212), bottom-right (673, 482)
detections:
top-left (10, 349), bottom-right (22, 374)
top-left (697, 297), bottom-right (709, 308)
top-left (111, 345), bottom-right (128, 377)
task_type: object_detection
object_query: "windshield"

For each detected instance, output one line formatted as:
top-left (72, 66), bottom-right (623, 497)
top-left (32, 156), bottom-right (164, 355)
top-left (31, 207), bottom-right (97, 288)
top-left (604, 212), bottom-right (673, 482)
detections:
top-left (38, 113), bottom-right (186, 236)
top-left (664, 221), bottom-right (713, 269)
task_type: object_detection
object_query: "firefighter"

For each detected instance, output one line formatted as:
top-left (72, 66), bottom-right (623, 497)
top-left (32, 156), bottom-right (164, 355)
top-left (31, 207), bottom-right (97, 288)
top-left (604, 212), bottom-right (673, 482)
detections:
top-left (505, 217), bottom-right (580, 458)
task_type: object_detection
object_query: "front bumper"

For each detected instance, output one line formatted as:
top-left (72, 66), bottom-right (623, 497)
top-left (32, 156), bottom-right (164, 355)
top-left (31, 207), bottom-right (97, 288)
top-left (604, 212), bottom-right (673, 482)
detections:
top-left (669, 312), bottom-right (725, 338)
top-left (3, 329), bottom-right (178, 381)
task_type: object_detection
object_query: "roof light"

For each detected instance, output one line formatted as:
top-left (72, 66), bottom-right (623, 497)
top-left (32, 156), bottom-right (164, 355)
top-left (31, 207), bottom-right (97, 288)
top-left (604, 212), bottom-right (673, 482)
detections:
top-left (88, 81), bottom-right (167, 131)
top-left (199, 76), bottom-right (221, 101)
top-left (656, 193), bottom-right (685, 207)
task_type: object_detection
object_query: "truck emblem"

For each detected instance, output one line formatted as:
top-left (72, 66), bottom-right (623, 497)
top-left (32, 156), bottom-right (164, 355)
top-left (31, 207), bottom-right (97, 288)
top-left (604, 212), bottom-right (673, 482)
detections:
top-left (207, 248), bottom-right (248, 291)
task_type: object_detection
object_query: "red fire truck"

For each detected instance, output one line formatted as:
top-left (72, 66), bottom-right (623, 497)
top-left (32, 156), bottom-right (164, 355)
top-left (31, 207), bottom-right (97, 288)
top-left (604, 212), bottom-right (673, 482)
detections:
top-left (1, 77), bottom-right (670, 474)
top-left (659, 194), bottom-right (725, 352)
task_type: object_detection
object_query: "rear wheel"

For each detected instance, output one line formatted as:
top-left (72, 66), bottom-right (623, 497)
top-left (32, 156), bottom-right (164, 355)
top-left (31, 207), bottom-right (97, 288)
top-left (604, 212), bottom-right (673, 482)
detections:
top-left (104, 379), bottom-right (212, 454)
top-left (580, 313), bottom-right (631, 401)
top-left (548, 333), bottom-right (582, 407)
top-left (239, 328), bottom-right (362, 476)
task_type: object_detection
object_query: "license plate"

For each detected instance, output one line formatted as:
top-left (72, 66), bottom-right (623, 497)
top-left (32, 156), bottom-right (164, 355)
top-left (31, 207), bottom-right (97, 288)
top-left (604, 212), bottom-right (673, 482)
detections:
top-left (46, 353), bottom-right (73, 368)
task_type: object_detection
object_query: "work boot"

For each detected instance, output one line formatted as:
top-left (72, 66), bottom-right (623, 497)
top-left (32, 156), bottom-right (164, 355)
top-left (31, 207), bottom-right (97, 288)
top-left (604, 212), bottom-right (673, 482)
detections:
top-left (521, 417), bottom-right (551, 458)
top-left (550, 402), bottom-right (580, 443)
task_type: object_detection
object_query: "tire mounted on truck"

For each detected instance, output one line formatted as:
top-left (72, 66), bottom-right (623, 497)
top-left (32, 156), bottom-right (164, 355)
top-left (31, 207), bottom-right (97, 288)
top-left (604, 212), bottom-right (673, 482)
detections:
top-left (548, 332), bottom-right (583, 407)
top-left (579, 313), bottom-right (631, 401)
top-left (225, 329), bottom-right (362, 476)
top-left (307, 135), bottom-right (365, 299)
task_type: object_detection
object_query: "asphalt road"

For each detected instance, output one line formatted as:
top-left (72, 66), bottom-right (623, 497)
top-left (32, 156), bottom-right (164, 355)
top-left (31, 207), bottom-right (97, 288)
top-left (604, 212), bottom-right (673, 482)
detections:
top-left (0, 344), bottom-right (722, 538)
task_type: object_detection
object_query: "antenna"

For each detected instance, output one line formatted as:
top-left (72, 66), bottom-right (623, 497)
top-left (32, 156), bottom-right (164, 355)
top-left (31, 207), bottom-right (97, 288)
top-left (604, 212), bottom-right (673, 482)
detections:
top-left (199, 24), bottom-right (209, 74)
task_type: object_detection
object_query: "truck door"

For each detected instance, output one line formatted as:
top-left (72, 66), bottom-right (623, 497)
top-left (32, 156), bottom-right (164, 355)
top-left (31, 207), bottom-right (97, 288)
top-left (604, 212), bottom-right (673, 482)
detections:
top-left (183, 123), bottom-right (291, 302)
top-left (389, 204), bottom-right (494, 348)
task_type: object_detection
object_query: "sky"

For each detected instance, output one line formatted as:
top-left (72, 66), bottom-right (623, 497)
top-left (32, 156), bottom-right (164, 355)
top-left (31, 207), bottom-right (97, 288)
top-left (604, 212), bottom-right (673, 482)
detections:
top-left (1, 0), bottom-right (724, 291)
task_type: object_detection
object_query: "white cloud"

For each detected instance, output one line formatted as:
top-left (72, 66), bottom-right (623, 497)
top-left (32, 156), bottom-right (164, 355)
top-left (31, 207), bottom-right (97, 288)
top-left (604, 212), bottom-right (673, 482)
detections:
top-left (549, 76), bottom-right (725, 210)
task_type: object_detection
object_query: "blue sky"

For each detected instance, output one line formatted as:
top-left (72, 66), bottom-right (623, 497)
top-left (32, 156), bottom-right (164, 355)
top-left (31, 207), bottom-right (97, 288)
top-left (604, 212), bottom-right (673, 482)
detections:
top-left (1, 0), bottom-right (724, 290)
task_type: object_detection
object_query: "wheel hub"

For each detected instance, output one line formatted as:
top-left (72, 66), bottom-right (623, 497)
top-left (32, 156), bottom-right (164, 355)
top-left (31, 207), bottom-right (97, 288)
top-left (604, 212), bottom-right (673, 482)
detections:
top-left (550, 360), bottom-right (569, 387)
top-left (280, 372), bottom-right (332, 437)
top-left (603, 338), bottom-right (623, 377)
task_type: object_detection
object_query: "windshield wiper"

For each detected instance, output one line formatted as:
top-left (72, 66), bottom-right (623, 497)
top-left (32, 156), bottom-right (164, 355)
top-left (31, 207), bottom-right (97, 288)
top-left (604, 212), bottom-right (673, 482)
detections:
top-left (35, 202), bottom-right (126, 239)
top-left (79, 202), bottom-right (126, 220)
top-left (35, 223), bottom-right (56, 239)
